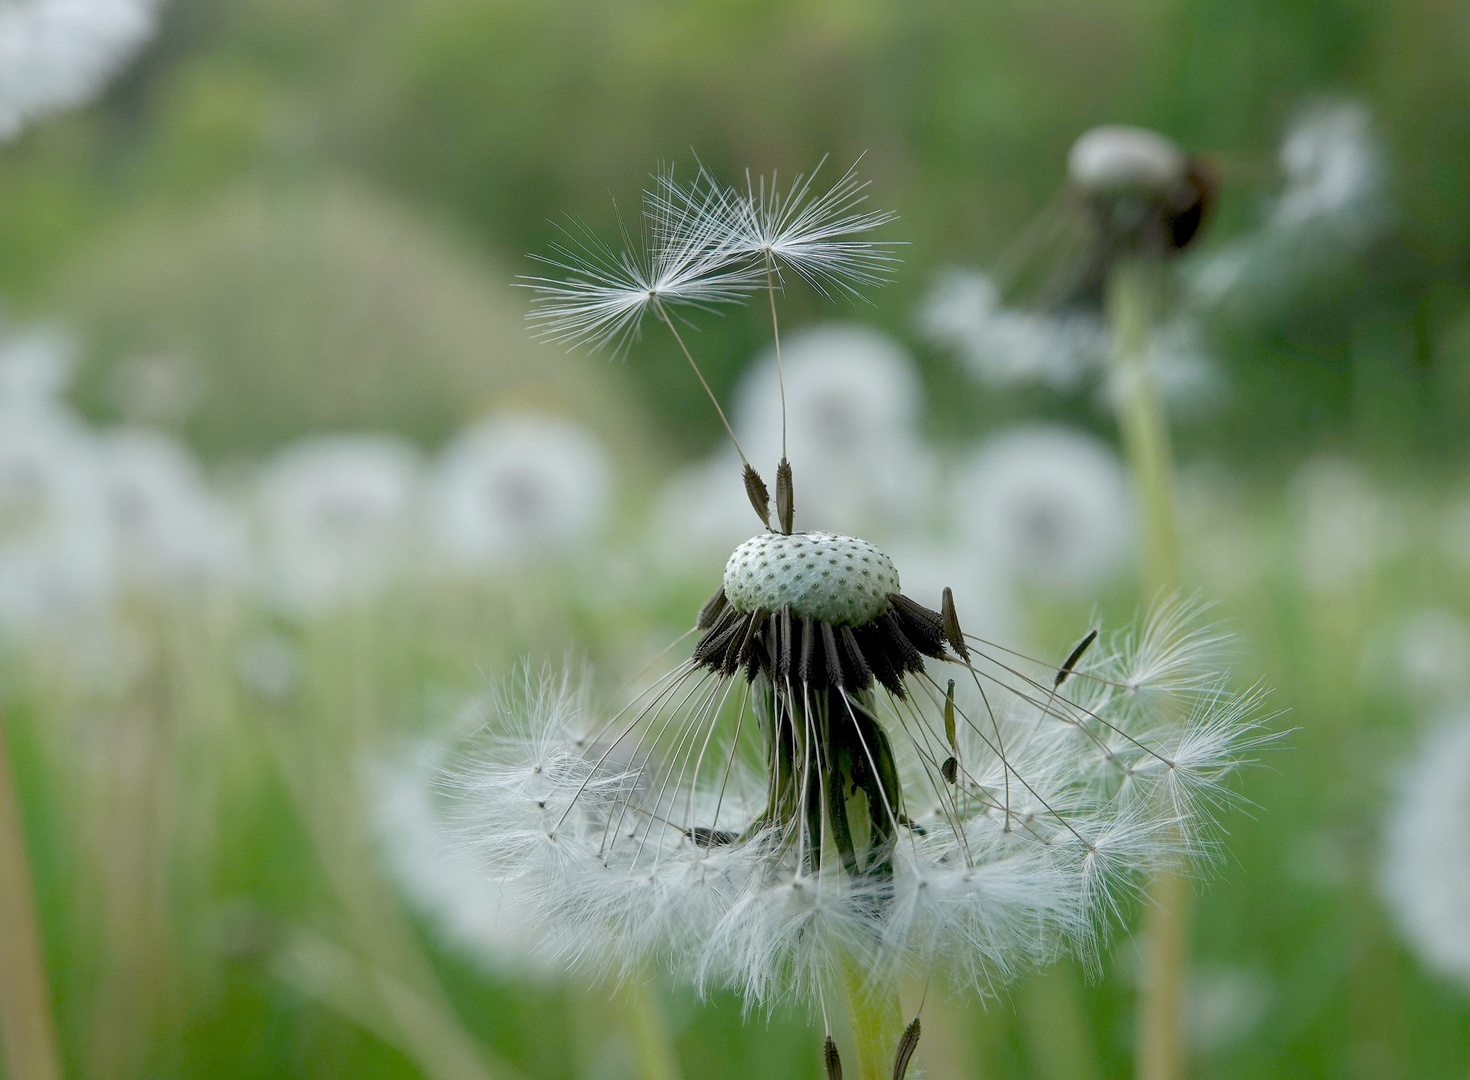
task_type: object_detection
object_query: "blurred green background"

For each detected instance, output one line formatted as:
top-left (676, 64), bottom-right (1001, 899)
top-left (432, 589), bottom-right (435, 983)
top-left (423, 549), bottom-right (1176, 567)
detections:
top-left (4, 0), bottom-right (1470, 1078)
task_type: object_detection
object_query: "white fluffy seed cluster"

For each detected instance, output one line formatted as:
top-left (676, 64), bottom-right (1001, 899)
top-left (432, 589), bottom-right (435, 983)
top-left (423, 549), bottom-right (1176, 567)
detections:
top-left (722, 531), bottom-right (899, 625)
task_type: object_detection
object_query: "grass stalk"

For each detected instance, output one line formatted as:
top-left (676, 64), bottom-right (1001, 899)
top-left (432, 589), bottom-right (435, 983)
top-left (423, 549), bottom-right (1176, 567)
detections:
top-left (1106, 258), bottom-right (1187, 1080)
top-left (0, 706), bottom-right (64, 1080)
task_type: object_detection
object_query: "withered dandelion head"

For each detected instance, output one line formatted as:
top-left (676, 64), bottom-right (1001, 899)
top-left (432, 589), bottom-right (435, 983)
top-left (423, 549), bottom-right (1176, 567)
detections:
top-left (427, 158), bottom-right (1273, 1071)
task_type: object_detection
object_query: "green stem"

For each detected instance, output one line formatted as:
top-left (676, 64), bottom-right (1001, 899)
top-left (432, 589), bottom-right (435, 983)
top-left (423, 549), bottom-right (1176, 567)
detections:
top-left (1107, 260), bottom-right (1180, 595)
top-left (1105, 260), bottom-right (1187, 1080)
top-left (841, 955), bottom-right (901, 1080)
top-left (1018, 964), bottom-right (1101, 1080)
top-left (621, 979), bottom-right (683, 1080)
top-left (0, 705), bottom-right (64, 1080)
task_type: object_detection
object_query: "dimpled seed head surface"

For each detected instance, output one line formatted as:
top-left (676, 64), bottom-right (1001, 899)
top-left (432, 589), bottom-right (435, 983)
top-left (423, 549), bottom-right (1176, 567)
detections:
top-left (723, 532), bottom-right (900, 626)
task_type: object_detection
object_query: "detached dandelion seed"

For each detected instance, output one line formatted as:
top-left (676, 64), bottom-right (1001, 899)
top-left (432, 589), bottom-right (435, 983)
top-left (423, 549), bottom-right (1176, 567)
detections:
top-left (442, 157), bottom-right (1274, 1077)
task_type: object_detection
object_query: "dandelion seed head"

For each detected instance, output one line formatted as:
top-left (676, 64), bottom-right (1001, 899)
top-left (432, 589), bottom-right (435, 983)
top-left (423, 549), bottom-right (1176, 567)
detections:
top-left (433, 588), bottom-right (1265, 1011)
top-left (1068, 126), bottom-right (1188, 195)
top-left (453, 159), bottom-right (1270, 1022)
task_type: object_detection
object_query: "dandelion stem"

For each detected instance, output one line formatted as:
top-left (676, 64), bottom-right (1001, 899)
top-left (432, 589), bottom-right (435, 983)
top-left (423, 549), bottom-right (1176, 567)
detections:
top-left (1105, 258), bottom-right (1187, 1080)
top-left (1018, 964), bottom-right (1101, 1080)
top-left (621, 978), bottom-right (683, 1080)
top-left (0, 705), bottom-right (64, 1080)
top-left (1107, 259), bottom-right (1179, 593)
top-left (841, 954), bottom-right (901, 1080)
top-left (654, 298), bottom-right (750, 468)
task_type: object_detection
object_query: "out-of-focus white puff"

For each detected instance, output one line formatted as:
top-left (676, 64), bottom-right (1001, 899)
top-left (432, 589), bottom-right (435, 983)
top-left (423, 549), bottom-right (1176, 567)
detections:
top-left (0, 405), bottom-right (113, 629)
top-left (0, 0), bottom-right (161, 139)
top-left (375, 728), bottom-right (554, 977)
top-left (99, 428), bottom-right (249, 592)
top-left (733, 323), bottom-right (935, 538)
top-left (1381, 712), bottom-right (1470, 990)
top-left (255, 434), bottom-right (422, 616)
top-left (428, 414), bottom-right (610, 573)
top-left (953, 424), bottom-right (1135, 594)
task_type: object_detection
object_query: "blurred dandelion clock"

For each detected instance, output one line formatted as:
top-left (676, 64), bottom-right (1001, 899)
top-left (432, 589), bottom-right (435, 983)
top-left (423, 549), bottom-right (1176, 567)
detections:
top-left (955, 425), bottom-right (1135, 594)
top-left (1381, 712), bottom-right (1470, 989)
top-left (459, 157), bottom-right (1272, 1076)
top-left (98, 429), bottom-right (247, 592)
top-left (0, 407), bottom-right (112, 630)
top-left (0, 323), bottom-right (76, 411)
top-left (428, 414), bottom-right (610, 572)
top-left (734, 324), bottom-right (934, 537)
top-left (649, 451), bottom-right (758, 574)
top-left (1275, 100), bottom-right (1385, 233)
top-left (1185, 966), bottom-right (1272, 1053)
top-left (918, 269), bottom-right (1106, 391)
top-left (1188, 100), bottom-right (1387, 317)
top-left (0, 0), bottom-right (162, 139)
top-left (257, 435), bottom-right (421, 616)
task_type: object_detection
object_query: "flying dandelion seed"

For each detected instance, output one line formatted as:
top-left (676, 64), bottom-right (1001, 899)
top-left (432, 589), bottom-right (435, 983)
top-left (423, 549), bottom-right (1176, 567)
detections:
top-left (441, 158), bottom-right (1271, 1072)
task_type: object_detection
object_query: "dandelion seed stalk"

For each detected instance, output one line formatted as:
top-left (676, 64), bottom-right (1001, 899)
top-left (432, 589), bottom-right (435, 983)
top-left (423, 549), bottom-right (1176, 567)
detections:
top-left (1107, 258), bottom-right (1180, 593)
top-left (1105, 257), bottom-right (1187, 1080)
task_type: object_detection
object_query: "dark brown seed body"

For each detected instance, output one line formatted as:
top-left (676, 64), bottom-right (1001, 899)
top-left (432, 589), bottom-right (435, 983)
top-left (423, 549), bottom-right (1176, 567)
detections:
top-left (776, 457), bottom-right (795, 535)
top-left (824, 1035), bottom-right (843, 1080)
top-left (892, 1018), bottom-right (921, 1080)
top-left (743, 464), bottom-right (771, 528)
top-left (1054, 628), bottom-right (1098, 687)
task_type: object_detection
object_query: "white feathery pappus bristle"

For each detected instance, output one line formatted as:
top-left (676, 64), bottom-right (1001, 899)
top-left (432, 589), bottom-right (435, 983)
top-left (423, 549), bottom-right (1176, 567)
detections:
top-left (435, 593), bottom-right (1270, 1010)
